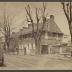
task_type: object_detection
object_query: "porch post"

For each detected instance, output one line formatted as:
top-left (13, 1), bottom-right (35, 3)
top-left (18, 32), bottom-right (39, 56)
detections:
top-left (60, 47), bottom-right (62, 54)
top-left (40, 45), bottom-right (42, 55)
top-left (56, 34), bottom-right (59, 40)
top-left (48, 45), bottom-right (51, 54)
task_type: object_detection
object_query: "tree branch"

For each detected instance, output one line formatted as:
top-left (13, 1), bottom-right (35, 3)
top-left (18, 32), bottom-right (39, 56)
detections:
top-left (39, 3), bottom-right (46, 39)
top-left (61, 2), bottom-right (70, 23)
top-left (25, 5), bottom-right (35, 38)
top-left (36, 8), bottom-right (40, 34)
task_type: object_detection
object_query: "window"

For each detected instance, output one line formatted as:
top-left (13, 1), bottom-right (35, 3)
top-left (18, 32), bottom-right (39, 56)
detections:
top-left (58, 34), bottom-right (63, 37)
top-left (52, 33), bottom-right (57, 37)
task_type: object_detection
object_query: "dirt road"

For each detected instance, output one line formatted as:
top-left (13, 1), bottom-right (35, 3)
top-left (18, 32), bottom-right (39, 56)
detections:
top-left (0, 54), bottom-right (72, 70)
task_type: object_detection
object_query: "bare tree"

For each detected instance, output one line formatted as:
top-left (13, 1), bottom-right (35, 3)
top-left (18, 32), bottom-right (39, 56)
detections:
top-left (0, 6), bottom-right (17, 52)
top-left (61, 2), bottom-right (72, 43)
top-left (25, 3), bottom-right (47, 55)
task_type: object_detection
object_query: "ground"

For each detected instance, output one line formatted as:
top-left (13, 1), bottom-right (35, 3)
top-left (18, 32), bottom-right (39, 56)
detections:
top-left (1, 53), bottom-right (72, 70)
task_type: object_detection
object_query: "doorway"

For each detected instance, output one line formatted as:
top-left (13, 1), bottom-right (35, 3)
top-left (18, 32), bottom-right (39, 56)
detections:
top-left (41, 45), bottom-right (48, 54)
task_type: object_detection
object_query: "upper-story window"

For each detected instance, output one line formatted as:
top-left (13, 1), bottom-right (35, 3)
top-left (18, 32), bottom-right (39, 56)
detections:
top-left (58, 33), bottom-right (63, 38)
top-left (48, 32), bottom-right (57, 37)
top-left (52, 33), bottom-right (57, 37)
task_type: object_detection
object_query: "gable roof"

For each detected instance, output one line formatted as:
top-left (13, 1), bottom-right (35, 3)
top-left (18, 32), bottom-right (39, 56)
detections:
top-left (20, 18), bottom-right (63, 35)
top-left (46, 19), bottom-right (62, 33)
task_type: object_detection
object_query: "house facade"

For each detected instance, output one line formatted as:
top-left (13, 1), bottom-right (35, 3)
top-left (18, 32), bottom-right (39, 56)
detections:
top-left (19, 15), bottom-right (64, 55)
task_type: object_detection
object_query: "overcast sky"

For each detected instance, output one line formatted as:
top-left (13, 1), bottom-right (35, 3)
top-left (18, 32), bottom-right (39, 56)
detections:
top-left (0, 2), bottom-right (70, 42)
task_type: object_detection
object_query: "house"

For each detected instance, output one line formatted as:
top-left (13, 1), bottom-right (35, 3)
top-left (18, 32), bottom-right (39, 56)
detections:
top-left (0, 37), bottom-right (4, 50)
top-left (7, 32), bottom-right (19, 54)
top-left (19, 15), bottom-right (64, 55)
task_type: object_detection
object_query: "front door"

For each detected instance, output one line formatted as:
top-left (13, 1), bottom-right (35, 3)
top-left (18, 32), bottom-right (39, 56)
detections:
top-left (41, 45), bottom-right (48, 54)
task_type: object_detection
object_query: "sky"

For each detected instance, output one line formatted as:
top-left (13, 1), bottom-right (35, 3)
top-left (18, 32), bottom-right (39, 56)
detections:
top-left (0, 2), bottom-right (70, 42)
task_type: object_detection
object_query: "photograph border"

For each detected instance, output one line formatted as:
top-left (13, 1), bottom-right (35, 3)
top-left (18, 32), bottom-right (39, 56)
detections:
top-left (0, 0), bottom-right (72, 71)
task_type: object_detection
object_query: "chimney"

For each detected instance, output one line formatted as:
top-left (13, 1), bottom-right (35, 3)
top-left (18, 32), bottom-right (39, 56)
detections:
top-left (50, 15), bottom-right (54, 20)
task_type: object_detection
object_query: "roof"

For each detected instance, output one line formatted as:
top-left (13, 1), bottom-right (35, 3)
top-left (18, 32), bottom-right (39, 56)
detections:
top-left (46, 19), bottom-right (62, 33)
top-left (20, 18), bottom-right (63, 35)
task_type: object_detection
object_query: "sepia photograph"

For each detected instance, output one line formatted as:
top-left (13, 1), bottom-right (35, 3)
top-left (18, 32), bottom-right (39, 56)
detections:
top-left (0, 2), bottom-right (71, 70)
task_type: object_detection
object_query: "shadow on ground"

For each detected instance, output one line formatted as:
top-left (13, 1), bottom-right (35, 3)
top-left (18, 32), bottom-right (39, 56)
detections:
top-left (0, 64), bottom-right (6, 67)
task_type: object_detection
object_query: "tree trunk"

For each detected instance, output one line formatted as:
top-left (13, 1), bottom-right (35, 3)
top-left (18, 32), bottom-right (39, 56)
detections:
top-left (68, 21), bottom-right (72, 43)
top-left (35, 38), bottom-right (41, 55)
top-left (6, 40), bottom-right (10, 52)
top-left (71, 33), bottom-right (72, 43)
top-left (5, 35), bottom-right (10, 52)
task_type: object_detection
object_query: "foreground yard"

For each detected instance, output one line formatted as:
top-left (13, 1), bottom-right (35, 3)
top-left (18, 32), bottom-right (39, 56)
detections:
top-left (0, 54), bottom-right (72, 70)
